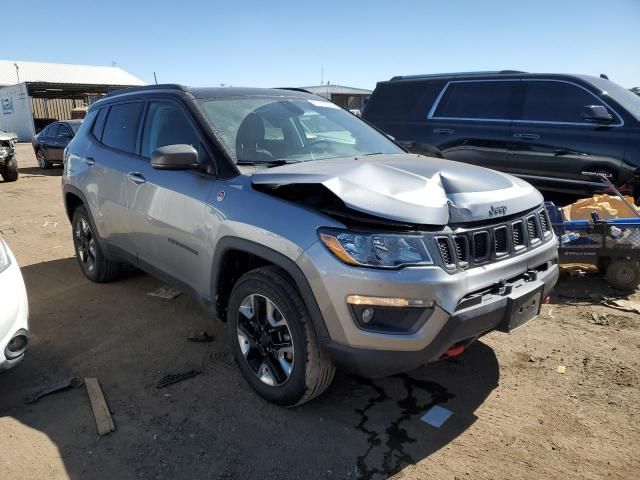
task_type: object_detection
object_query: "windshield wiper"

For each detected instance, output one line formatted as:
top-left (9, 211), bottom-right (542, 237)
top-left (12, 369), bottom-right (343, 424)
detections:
top-left (237, 159), bottom-right (300, 168)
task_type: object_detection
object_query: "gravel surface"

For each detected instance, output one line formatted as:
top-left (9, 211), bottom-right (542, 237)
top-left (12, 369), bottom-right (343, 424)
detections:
top-left (1, 144), bottom-right (638, 479)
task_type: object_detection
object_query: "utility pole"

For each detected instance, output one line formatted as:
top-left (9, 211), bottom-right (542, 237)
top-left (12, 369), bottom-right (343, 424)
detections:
top-left (14, 63), bottom-right (20, 84)
top-left (153, 72), bottom-right (158, 85)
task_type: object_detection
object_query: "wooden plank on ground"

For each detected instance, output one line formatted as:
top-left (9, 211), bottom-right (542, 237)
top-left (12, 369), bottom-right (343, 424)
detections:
top-left (84, 377), bottom-right (115, 435)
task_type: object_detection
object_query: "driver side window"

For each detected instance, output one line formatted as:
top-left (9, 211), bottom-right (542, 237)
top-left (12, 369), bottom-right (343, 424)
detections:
top-left (141, 102), bottom-right (206, 161)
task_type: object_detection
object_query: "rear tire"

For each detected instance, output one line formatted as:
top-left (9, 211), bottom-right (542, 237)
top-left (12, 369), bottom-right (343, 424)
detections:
top-left (606, 260), bottom-right (640, 291)
top-left (227, 266), bottom-right (335, 406)
top-left (36, 149), bottom-right (51, 169)
top-left (1, 157), bottom-right (18, 182)
top-left (71, 206), bottom-right (120, 283)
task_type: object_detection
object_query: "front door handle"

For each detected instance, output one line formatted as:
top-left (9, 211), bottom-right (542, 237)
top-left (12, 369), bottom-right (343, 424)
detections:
top-left (433, 128), bottom-right (455, 135)
top-left (127, 172), bottom-right (146, 185)
top-left (513, 133), bottom-right (540, 140)
top-left (84, 157), bottom-right (95, 166)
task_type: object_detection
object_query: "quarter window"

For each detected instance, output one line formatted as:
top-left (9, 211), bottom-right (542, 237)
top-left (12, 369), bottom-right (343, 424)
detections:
top-left (101, 102), bottom-right (143, 153)
top-left (519, 81), bottom-right (607, 123)
top-left (433, 81), bottom-right (513, 120)
top-left (91, 108), bottom-right (107, 139)
top-left (141, 102), bottom-right (201, 158)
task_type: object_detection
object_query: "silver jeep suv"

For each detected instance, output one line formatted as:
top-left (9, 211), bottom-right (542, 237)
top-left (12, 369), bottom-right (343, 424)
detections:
top-left (62, 85), bottom-right (559, 406)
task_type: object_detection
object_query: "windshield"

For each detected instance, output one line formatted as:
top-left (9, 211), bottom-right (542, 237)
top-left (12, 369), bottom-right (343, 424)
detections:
top-left (198, 96), bottom-right (402, 164)
top-left (588, 77), bottom-right (640, 121)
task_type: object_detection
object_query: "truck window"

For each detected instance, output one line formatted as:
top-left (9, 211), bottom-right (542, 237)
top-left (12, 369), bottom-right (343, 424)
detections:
top-left (433, 81), bottom-right (513, 120)
top-left (519, 81), bottom-right (608, 123)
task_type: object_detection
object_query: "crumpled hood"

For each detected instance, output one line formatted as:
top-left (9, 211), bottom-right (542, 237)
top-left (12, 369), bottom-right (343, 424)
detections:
top-left (0, 131), bottom-right (17, 142)
top-left (251, 154), bottom-right (543, 225)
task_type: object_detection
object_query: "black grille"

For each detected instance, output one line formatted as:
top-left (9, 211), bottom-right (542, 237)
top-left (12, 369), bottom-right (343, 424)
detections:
top-left (433, 207), bottom-right (551, 272)
top-left (494, 226), bottom-right (509, 254)
top-left (436, 238), bottom-right (454, 267)
top-left (454, 236), bottom-right (469, 266)
top-left (527, 216), bottom-right (540, 242)
top-left (538, 211), bottom-right (551, 236)
top-left (473, 232), bottom-right (490, 261)
top-left (512, 221), bottom-right (525, 248)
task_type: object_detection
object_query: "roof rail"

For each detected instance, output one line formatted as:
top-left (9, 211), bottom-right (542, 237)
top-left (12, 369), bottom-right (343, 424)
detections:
top-left (389, 70), bottom-right (527, 81)
top-left (275, 87), bottom-right (313, 94)
top-left (104, 84), bottom-right (189, 97)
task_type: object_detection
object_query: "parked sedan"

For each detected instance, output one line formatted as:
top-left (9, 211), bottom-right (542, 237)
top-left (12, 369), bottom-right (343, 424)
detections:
top-left (32, 120), bottom-right (82, 169)
top-left (0, 237), bottom-right (29, 370)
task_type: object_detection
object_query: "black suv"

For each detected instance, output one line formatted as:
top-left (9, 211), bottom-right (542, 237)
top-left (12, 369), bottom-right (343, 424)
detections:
top-left (363, 71), bottom-right (640, 201)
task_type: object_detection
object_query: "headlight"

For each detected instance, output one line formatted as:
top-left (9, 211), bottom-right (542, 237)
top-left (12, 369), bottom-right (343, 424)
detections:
top-left (0, 238), bottom-right (12, 274)
top-left (319, 229), bottom-right (433, 268)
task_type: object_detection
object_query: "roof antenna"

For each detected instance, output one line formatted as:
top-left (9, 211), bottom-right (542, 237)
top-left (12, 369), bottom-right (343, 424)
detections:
top-left (153, 72), bottom-right (158, 85)
top-left (600, 73), bottom-right (609, 80)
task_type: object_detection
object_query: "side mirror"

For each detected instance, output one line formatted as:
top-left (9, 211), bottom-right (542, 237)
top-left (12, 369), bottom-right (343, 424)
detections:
top-left (151, 144), bottom-right (199, 170)
top-left (581, 105), bottom-right (612, 124)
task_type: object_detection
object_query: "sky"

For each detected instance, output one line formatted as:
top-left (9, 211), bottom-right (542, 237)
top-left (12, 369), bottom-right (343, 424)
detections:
top-left (5, 0), bottom-right (640, 89)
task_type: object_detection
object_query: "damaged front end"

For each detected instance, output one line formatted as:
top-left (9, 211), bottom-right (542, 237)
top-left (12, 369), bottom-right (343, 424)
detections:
top-left (252, 154), bottom-right (553, 271)
top-left (0, 132), bottom-right (17, 167)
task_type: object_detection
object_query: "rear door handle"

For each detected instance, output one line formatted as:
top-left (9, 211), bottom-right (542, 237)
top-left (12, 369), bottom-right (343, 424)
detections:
top-left (513, 133), bottom-right (540, 140)
top-left (433, 128), bottom-right (454, 135)
top-left (84, 157), bottom-right (95, 166)
top-left (127, 172), bottom-right (146, 185)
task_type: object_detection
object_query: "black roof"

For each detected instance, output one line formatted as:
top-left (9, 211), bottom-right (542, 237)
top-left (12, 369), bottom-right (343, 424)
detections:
top-left (385, 71), bottom-right (612, 87)
top-left (104, 84), bottom-right (315, 100)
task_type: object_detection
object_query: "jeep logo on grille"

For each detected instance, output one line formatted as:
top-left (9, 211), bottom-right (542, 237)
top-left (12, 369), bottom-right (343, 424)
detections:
top-left (489, 205), bottom-right (507, 217)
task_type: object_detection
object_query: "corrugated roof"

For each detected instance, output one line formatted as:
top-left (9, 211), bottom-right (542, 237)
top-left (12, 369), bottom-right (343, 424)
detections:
top-left (0, 60), bottom-right (145, 87)
top-left (300, 84), bottom-right (372, 95)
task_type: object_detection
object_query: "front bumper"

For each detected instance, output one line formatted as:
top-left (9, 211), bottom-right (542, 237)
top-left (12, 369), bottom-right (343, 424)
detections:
top-left (0, 247), bottom-right (30, 371)
top-left (297, 234), bottom-right (558, 377)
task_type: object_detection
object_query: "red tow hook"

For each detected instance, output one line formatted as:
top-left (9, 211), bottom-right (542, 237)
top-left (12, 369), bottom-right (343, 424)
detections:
top-left (445, 343), bottom-right (465, 358)
top-left (543, 295), bottom-right (551, 304)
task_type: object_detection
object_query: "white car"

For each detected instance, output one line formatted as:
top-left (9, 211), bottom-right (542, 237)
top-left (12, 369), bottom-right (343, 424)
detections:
top-left (0, 237), bottom-right (29, 370)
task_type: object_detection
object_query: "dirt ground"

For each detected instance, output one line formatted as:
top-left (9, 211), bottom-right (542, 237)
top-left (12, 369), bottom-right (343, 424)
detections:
top-left (0, 143), bottom-right (638, 480)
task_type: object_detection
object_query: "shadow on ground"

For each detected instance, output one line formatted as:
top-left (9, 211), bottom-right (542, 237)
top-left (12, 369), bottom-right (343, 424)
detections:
top-left (18, 166), bottom-right (63, 177)
top-left (0, 258), bottom-right (499, 479)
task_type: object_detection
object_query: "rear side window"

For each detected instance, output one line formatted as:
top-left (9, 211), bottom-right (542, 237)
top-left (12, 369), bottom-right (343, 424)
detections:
top-left (141, 101), bottom-right (202, 158)
top-left (364, 82), bottom-right (443, 121)
top-left (73, 109), bottom-right (98, 139)
top-left (433, 81), bottom-right (513, 120)
top-left (519, 81), bottom-right (608, 123)
top-left (101, 102), bottom-right (143, 153)
top-left (58, 124), bottom-right (73, 137)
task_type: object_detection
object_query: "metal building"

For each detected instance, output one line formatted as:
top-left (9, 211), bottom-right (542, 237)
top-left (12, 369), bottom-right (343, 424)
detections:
top-left (299, 84), bottom-right (372, 111)
top-left (0, 60), bottom-right (144, 141)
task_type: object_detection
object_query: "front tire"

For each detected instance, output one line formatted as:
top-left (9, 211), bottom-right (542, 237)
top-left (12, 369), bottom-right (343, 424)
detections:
top-left (71, 206), bottom-right (120, 283)
top-left (228, 266), bottom-right (335, 406)
top-left (36, 149), bottom-right (51, 169)
top-left (1, 157), bottom-right (18, 182)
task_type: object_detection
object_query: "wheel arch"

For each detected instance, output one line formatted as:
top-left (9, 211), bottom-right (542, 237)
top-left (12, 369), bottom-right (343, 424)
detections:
top-left (63, 185), bottom-right (89, 222)
top-left (211, 237), bottom-right (330, 344)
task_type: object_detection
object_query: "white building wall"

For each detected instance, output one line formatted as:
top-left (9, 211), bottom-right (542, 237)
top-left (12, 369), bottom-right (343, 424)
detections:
top-left (0, 83), bottom-right (35, 141)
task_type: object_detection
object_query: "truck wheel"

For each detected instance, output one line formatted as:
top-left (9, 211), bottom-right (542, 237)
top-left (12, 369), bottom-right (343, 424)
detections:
top-left (227, 266), bottom-right (335, 406)
top-left (71, 206), bottom-right (120, 283)
top-left (1, 157), bottom-right (18, 182)
top-left (606, 260), bottom-right (640, 291)
top-left (36, 149), bottom-right (51, 169)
